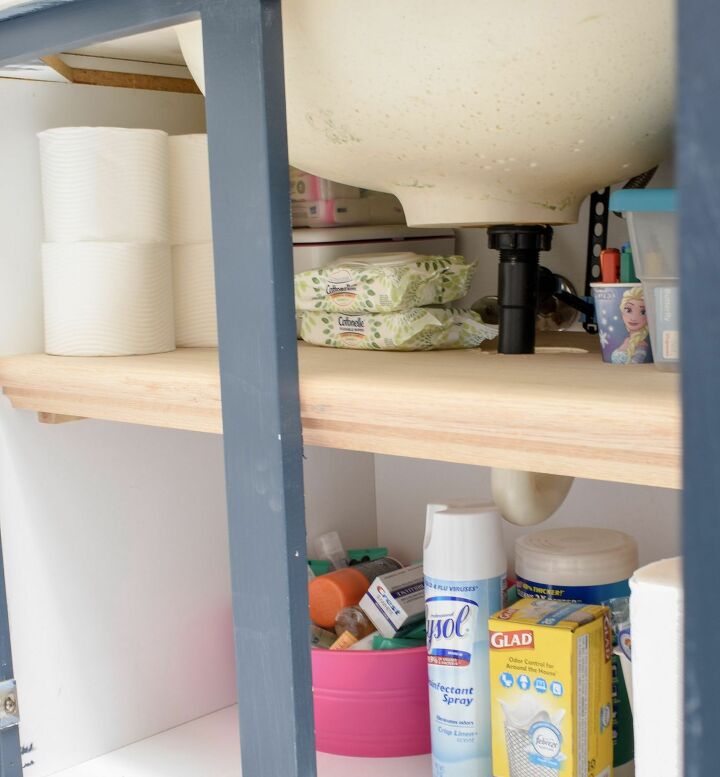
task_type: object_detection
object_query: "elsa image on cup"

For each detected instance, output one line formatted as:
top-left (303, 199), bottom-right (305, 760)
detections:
top-left (612, 285), bottom-right (652, 364)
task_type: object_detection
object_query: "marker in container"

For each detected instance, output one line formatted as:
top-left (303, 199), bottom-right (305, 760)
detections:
top-left (620, 242), bottom-right (639, 283)
top-left (600, 248), bottom-right (621, 283)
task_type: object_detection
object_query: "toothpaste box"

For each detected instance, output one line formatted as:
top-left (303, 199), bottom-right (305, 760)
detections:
top-left (359, 562), bottom-right (424, 638)
top-left (489, 598), bottom-right (613, 777)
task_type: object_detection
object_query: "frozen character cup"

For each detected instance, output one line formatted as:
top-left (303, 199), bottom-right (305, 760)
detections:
top-left (591, 283), bottom-right (653, 365)
top-left (613, 285), bottom-right (652, 364)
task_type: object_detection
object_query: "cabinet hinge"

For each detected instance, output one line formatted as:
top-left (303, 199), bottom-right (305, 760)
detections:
top-left (0, 680), bottom-right (19, 729)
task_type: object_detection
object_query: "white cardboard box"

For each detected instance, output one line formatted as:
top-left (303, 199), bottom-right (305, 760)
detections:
top-left (359, 562), bottom-right (425, 638)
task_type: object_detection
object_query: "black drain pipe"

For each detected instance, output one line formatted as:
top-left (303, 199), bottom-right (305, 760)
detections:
top-left (487, 225), bottom-right (553, 354)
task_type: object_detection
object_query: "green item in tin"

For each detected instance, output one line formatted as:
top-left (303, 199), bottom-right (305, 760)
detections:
top-left (396, 621), bottom-right (426, 641)
top-left (372, 635), bottom-right (426, 650)
top-left (348, 547), bottom-right (388, 564)
top-left (300, 307), bottom-right (498, 351)
top-left (294, 253), bottom-right (475, 313)
top-left (308, 559), bottom-right (332, 576)
top-left (613, 655), bottom-right (635, 766)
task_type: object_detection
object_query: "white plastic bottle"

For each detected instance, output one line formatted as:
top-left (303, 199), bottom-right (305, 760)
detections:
top-left (424, 504), bottom-right (506, 777)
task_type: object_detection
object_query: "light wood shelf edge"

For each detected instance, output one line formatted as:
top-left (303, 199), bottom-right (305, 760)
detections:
top-left (0, 340), bottom-right (682, 489)
top-left (37, 411), bottom-right (85, 424)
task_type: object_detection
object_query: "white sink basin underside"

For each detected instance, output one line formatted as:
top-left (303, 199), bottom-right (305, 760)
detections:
top-left (1, 1), bottom-right (675, 228)
top-left (178, 0), bottom-right (675, 227)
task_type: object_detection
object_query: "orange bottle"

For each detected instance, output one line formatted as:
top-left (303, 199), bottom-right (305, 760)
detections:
top-left (308, 558), bottom-right (401, 629)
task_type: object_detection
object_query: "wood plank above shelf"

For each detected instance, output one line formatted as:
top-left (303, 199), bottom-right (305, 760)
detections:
top-left (0, 335), bottom-right (681, 488)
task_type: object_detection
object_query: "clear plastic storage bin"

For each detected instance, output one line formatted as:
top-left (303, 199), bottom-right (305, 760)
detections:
top-left (610, 188), bottom-right (678, 371)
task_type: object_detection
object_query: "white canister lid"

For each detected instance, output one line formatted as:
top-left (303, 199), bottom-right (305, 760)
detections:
top-left (424, 503), bottom-right (506, 581)
top-left (515, 527), bottom-right (639, 587)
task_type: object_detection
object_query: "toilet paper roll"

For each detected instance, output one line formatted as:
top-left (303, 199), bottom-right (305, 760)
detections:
top-left (630, 556), bottom-right (683, 777)
top-left (38, 127), bottom-right (169, 243)
top-left (42, 243), bottom-right (175, 356)
top-left (172, 242), bottom-right (217, 347)
top-left (169, 134), bottom-right (212, 244)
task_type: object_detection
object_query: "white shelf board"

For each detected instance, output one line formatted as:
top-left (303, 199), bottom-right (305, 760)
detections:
top-left (51, 705), bottom-right (431, 777)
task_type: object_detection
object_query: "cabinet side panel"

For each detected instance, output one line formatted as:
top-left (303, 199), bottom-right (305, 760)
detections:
top-left (0, 79), bottom-right (237, 777)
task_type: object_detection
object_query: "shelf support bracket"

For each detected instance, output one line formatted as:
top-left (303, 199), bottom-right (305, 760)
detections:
top-left (37, 412), bottom-right (85, 425)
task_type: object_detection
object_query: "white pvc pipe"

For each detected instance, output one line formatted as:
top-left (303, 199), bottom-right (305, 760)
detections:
top-left (491, 468), bottom-right (574, 526)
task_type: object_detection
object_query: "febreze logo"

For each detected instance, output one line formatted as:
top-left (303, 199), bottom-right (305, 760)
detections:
top-left (489, 629), bottom-right (535, 650)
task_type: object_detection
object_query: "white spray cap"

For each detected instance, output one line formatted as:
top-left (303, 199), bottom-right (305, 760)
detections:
top-left (423, 499), bottom-right (487, 550)
top-left (423, 502), bottom-right (451, 551)
top-left (424, 503), bottom-right (506, 581)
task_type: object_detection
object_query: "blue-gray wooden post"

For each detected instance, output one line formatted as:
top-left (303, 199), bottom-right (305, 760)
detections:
top-left (0, 533), bottom-right (21, 777)
top-left (201, 3), bottom-right (315, 776)
top-left (679, 2), bottom-right (720, 777)
top-left (0, 2), bottom-right (314, 776)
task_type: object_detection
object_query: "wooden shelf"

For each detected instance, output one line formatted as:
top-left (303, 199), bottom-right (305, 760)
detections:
top-left (0, 12), bottom-right (199, 93)
top-left (54, 704), bottom-right (430, 776)
top-left (0, 334), bottom-right (681, 488)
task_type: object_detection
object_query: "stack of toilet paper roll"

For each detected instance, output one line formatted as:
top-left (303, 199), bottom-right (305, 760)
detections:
top-left (38, 127), bottom-right (175, 356)
top-left (630, 556), bottom-right (683, 777)
top-left (169, 134), bottom-right (217, 347)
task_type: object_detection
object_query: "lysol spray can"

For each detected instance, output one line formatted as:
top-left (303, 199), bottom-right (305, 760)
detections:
top-left (424, 504), bottom-right (506, 777)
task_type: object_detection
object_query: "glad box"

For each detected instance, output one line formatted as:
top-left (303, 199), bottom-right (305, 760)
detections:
top-left (489, 598), bottom-right (613, 777)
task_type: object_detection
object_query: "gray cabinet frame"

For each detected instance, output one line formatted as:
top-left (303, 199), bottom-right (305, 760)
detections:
top-left (0, 2), bottom-right (313, 776)
top-left (679, 2), bottom-right (718, 775)
top-left (0, 1), bottom-right (714, 776)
